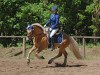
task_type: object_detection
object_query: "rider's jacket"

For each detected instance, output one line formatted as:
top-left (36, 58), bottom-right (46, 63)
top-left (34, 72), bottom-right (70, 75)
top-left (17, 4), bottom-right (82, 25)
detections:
top-left (46, 13), bottom-right (60, 29)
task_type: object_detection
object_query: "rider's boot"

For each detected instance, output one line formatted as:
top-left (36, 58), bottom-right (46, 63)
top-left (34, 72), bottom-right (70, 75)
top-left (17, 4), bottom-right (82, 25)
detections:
top-left (48, 37), bottom-right (54, 51)
top-left (49, 37), bottom-right (54, 51)
top-left (48, 38), bottom-right (51, 48)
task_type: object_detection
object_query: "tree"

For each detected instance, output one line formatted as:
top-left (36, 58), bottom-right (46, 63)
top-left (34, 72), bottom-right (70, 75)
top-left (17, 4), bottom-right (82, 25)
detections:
top-left (0, 0), bottom-right (99, 46)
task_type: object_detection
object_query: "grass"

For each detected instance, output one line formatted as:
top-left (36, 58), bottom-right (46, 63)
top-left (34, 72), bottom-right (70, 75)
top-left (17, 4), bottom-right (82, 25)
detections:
top-left (0, 42), bottom-right (32, 48)
top-left (78, 42), bottom-right (100, 48)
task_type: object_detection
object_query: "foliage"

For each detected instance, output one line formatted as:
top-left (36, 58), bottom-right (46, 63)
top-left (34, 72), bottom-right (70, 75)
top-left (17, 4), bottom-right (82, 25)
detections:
top-left (0, 0), bottom-right (99, 46)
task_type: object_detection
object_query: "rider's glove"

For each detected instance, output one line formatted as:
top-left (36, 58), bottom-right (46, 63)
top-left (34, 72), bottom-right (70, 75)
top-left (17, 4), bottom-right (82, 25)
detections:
top-left (44, 24), bottom-right (47, 27)
top-left (49, 28), bottom-right (52, 31)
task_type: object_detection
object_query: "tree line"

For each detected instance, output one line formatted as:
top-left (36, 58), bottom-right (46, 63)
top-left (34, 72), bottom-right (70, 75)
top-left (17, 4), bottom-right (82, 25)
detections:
top-left (0, 0), bottom-right (100, 46)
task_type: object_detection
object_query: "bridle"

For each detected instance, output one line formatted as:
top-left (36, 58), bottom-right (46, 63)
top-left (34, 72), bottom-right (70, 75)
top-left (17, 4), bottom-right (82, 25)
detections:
top-left (27, 29), bottom-right (44, 40)
top-left (27, 25), bottom-right (44, 39)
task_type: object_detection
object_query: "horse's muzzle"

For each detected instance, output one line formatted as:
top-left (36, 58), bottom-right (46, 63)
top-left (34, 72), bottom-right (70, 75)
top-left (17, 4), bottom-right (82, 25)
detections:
top-left (26, 36), bottom-right (32, 41)
top-left (26, 37), bottom-right (30, 41)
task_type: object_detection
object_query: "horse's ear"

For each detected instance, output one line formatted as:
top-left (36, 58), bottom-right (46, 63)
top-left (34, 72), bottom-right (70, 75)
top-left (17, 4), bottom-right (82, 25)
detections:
top-left (26, 25), bottom-right (33, 30)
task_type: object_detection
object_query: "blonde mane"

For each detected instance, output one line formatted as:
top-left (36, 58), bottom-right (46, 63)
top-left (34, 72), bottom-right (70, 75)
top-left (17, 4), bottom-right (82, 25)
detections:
top-left (32, 23), bottom-right (45, 33)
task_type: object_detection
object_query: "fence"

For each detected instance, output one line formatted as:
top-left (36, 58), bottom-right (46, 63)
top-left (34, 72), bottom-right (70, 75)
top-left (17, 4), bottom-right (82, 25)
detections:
top-left (72, 36), bottom-right (100, 58)
top-left (0, 36), bottom-right (26, 57)
top-left (0, 36), bottom-right (100, 58)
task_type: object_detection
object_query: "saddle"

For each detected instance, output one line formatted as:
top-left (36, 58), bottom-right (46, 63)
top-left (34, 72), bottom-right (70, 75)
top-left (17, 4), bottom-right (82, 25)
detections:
top-left (47, 31), bottom-right (63, 50)
top-left (54, 33), bottom-right (63, 43)
top-left (53, 30), bottom-right (63, 43)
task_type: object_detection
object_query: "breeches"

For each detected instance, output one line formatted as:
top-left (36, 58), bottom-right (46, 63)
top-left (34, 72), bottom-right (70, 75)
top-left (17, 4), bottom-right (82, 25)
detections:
top-left (50, 29), bottom-right (58, 38)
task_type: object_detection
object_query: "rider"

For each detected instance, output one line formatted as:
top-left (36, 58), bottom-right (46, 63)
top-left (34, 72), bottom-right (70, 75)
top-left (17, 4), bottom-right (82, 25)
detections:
top-left (44, 5), bottom-right (60, 50)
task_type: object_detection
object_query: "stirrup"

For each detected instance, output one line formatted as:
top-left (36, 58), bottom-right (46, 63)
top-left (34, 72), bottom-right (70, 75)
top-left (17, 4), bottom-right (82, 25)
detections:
top-left (48, 44), bottom-right (54, 51)
top-left (49, 44), bottom-right (54, 51)
top-left (50, 47), bottom-right (54, 51)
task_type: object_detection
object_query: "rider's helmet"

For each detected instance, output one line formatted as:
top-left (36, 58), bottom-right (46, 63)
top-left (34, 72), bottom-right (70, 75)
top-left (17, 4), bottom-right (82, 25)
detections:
top-left (51, 6), bottom-right (58, 12)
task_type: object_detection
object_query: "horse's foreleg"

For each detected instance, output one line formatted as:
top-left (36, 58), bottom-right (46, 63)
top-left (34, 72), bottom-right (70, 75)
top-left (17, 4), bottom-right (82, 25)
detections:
top-left (27, 46), bottom-right (36, 64)
top-left (35, 48), bottom-right (45, 59)
top-left (48, 50), bottom-right (62, 64)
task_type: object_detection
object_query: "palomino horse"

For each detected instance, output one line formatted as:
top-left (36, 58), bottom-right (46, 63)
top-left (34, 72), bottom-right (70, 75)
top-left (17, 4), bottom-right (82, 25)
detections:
top-left (26, 23), bottom-right (82, 66)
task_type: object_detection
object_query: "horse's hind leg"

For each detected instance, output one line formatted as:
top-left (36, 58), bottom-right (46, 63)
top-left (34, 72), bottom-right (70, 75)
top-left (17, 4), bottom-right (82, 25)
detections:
top-left (27, 46), bottom-right (36, 64)
top-left (48, 47), bottom-right (68, 67)
top-left (62, 50), bottom-right (68, 66)
top-left (48, 49), bottom-right (62, 64)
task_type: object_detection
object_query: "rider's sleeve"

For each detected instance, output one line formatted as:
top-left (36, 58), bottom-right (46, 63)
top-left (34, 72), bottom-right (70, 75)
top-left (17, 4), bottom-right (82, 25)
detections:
top-left (51, 15), bottom-right (59, 29)
top-left (45, 19), bottom-right (51, 26)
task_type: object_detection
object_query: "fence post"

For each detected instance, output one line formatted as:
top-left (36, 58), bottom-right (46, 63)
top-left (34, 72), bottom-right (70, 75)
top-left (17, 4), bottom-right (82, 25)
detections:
top-left (23, 37), bottom-right (26, 57)
top-left (82, 37), bottom-right (85, 58)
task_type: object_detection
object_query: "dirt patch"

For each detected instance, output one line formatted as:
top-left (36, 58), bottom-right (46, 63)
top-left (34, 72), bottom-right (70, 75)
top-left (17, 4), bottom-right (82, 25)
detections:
top-left (0, 47), bottom-right (100, 75)
top-left (0, 47), bottom-right (22, 58)
top-left (0, 58), bottom-right (100, 75)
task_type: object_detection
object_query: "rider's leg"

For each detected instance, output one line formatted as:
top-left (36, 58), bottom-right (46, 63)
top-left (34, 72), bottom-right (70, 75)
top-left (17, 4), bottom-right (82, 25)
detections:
top-left (50, 29), bottom-right (58, 38)
top-left (49, 29), bottom-right (58, 50)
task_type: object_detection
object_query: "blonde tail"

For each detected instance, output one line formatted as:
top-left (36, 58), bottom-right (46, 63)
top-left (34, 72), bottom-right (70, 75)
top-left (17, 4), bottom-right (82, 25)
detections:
top-left (69, 36), bottom-right (82, 59)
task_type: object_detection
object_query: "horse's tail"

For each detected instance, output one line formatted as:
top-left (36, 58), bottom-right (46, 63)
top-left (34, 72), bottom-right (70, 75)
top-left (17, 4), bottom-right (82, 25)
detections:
top-left (69, 36), bottom-right (82, 59)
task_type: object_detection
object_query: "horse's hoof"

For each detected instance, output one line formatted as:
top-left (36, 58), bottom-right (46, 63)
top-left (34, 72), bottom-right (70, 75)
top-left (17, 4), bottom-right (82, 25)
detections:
top-left (27, 59), bottom-right (30, 65)
top-left (48, 60), bottom-right (53, 64)
top-left (61, 64), bottom-right (66, 67)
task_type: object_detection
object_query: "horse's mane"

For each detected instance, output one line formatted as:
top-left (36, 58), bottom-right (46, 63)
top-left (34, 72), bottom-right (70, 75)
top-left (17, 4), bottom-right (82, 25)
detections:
top-left (32, 23), bottom-right (45, 33)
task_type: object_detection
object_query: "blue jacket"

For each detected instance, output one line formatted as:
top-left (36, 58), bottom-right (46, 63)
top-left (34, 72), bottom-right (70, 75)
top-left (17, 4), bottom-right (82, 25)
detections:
top-left (46, 13), bottom-right (59, 29)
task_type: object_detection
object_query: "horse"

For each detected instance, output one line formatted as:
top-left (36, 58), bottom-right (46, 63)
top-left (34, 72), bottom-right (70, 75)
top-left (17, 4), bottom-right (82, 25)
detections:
top-left (26, 23), bottom-right (82, 66)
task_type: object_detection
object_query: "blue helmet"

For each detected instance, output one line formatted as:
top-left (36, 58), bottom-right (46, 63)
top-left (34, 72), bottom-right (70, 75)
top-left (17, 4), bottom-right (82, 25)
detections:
top-left (51, 6), bottom-right (58, 11)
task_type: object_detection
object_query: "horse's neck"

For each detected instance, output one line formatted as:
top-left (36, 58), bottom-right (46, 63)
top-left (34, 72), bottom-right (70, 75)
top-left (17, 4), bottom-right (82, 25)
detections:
top-left (34, 32), bottom-right (46, 43)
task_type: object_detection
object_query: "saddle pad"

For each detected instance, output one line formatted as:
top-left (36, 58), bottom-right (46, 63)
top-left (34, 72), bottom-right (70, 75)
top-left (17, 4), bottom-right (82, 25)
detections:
top-left (54, 33), bottom-right (63, 43)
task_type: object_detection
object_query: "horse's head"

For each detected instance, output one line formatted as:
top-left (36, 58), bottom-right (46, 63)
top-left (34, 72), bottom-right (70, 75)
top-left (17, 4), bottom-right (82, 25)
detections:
top-left (26, 23), bottom-right (45, 40)
top-left (26, 25), bottom-right (34, 40)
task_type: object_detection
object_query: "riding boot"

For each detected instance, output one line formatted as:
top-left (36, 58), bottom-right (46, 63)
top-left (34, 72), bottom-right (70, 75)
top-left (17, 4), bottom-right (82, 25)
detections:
top-left (48, 37), bottom-right (54, 51)
top-left (48, 38), bottom-right (51, 48)
top-left (50, 37), bottom-right (54, 51)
